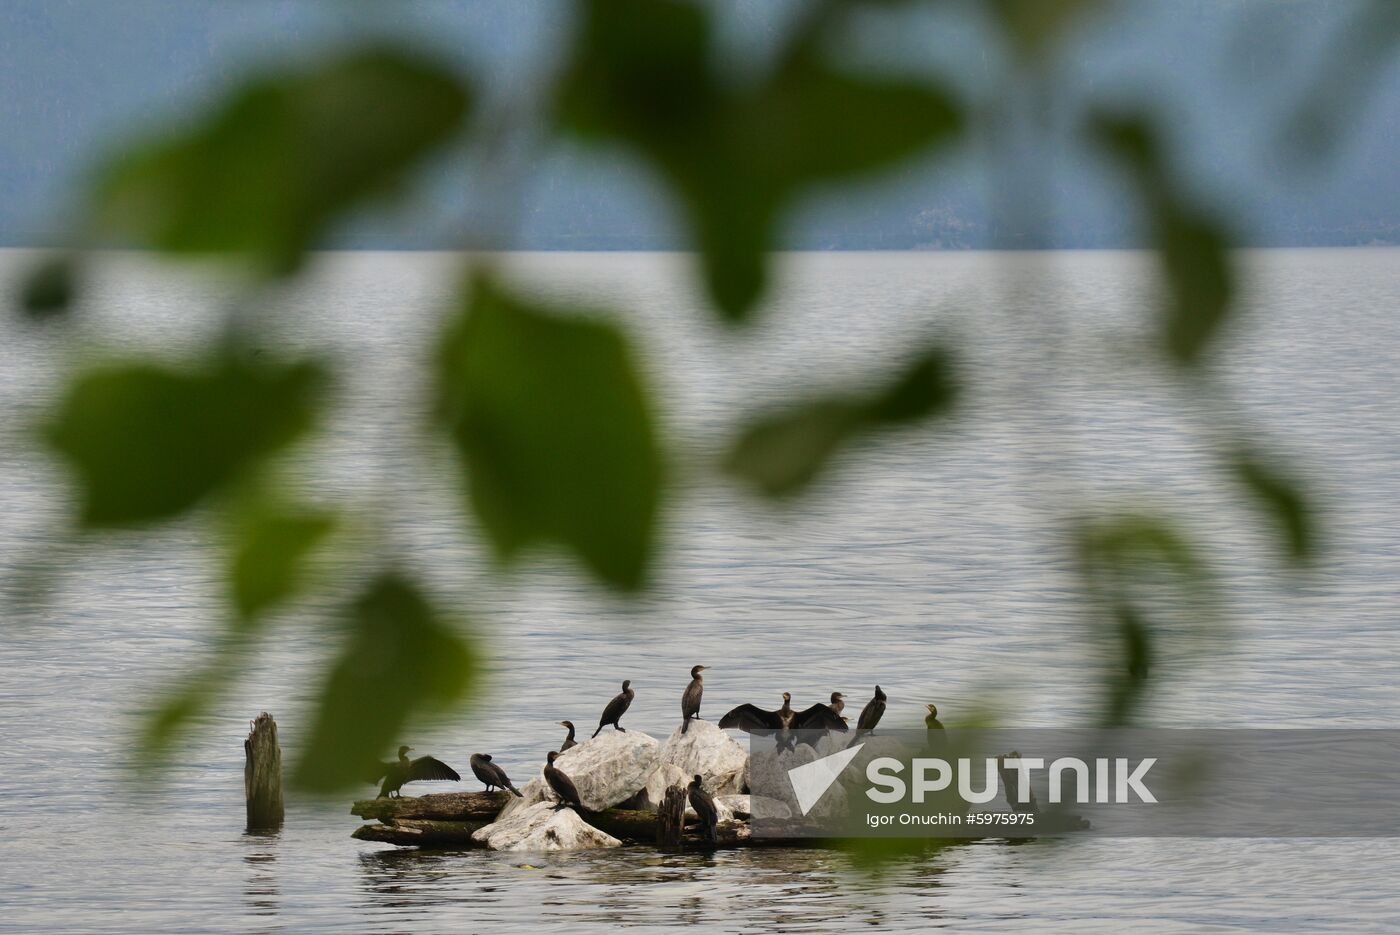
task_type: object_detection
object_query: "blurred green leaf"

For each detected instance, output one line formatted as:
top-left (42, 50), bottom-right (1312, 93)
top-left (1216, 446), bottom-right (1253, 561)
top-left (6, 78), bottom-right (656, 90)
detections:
top-left (1077, 513), bottom-right (1210, 583)
top-left (93, 47), bottom-right (471, 273)
top-left (229, 506), bottom-right (337, 624)
top-left (1075, 514), bottom-right (1215, 726)
top-left (18, 255), bottom-right (76, 320)
top-left (558, 0), bottom-right (962, 320)
top-left (1231, 450), bottom-right (1314, 565)
top-left (1103, 602), bottom-right (1153, 727)
top-left (294, 573), bottom-right (477, 793)
top-left (436, 276), bottom-right (664, 590)
top-left (727, 400), bottom-right (865, 497)
top-left (1158, 209), bottom-right (1232, 365)
top-left (42, 354), bottom-right (326, 526)
top-left (138, 658), bottom-right (228, 769)
top-left (727, 347), bottom-right (957, 496)
top-left (867, 348), bottom-right (959, 423)
top-left (1091, 113), bottom-right (1234, 367)
top-left (988, 0), bottom-right (1108, 61)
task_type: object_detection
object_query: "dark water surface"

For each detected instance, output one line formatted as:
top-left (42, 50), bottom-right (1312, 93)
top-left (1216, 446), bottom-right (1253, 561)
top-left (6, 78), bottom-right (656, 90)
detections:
top-left (1, 249), bottom-right (1398, 932)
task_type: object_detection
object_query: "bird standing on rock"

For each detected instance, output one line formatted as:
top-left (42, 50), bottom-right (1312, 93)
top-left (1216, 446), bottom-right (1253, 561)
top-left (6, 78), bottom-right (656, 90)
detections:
top-left (720, 692), bottom-right (847, 750)
top-left (681, 665), bottom-right (708, 734)
top-left (469, 753), bottom-right (523, 796)
top-left (592, 679), bottom-right (635, 737)
top-left (688, 774), bottom-right (718, 844)
top-left (368, 746), bottom-right (460, 798)
top-left (544, 750), bottom-right (584, 811)
top-left (558, 720), bottom-right (578, 752)
top-left (855, 685), bottom-right (887, 738)
top-left (829, 692), bottom-right (846, 717)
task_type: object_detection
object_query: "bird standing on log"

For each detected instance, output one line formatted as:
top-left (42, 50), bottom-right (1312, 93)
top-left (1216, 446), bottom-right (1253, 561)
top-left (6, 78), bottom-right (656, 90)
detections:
top-left (688, 774), bottom-right (718, 844)
top-left (681, 665), bottom-right (708, 734)
top-left (558, 720), bottom-right (578, 752)
top-left (544, 750), bottom-right (584, 811)
top-left (592, 679), bottom-right (635, 737)
top-left (368, 746), bottom-right (460, 798)
top-left (855, 685), bottom-right (887, 738)
top-left (469, 753), bottom-right (523, 796)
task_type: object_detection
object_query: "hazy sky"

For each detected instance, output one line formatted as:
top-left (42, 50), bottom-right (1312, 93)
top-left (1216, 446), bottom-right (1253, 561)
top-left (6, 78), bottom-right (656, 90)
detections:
top-left (2, 0), bottom-right (1396, 249)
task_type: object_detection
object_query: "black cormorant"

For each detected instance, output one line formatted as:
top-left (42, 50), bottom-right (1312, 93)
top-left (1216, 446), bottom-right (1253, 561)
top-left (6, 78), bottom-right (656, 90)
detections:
top-left (796, 692), bottom-right (851, 749)
top-left (998, 751), bottom-right (1039, 815)
top-left (592, 679), bottom-right (635, 737)
top-left (688, 774), bottom-right (718, 843)
top-left (829, 692), bottom-right (846, 717)
top-left (558, 720), bottom-right (578, 752)
top-left (720, 692), bottom-right (847, 750)
top-left (368, 746), bottom-right (460, 798)
top-left (544, 750), bottom-right (584, 811)
top-left (681, 665), bottom-right (708, 734)
top-left (469, 753), bottom-right (523, 796)
top-left (924, 703), bottom-right (945, 751)
top-left (855, 685), bottom-right (887, 737)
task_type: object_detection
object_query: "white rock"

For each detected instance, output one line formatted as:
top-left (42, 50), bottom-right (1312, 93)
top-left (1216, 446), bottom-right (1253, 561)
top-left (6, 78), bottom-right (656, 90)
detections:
top-left (623, 762), bottom-right (690, 811)
top-left (683, 793), bottom-right (792, 823)
top-left (548, 730), bottom-right (661, 811)
top-left (659, 722), bottom-right (749, 795)
top-left (724, 793), bottom-right (792, 820)
top-left (471, 801), bottom-right (621, 852)
top-left (494, 777), bottom-right (552, 821)
top-left (841, 734), bottom-right (916, 785)
top-left (746, 743), bottom-right (848, 818)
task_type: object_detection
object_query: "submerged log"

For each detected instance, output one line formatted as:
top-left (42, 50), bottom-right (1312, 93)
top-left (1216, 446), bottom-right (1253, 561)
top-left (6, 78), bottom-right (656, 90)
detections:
top-left (244, 713), bottom-right (283, 832)
top-left (354, 820), bottom-right (488, 847)
top-left (351, 800), bottom-right (754, 849)
top-left (352, 791), bottom-right (509, 822)
top-left (348, 787), bottom-right (819, 850)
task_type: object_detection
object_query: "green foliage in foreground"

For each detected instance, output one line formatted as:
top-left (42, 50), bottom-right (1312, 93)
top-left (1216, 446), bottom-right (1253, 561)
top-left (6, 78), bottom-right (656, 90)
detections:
top-left (9, 0), bottom-right (1385, 799)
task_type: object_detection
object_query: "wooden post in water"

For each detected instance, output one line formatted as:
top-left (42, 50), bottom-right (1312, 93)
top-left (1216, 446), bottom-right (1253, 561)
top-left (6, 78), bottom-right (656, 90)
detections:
top-left (244, 713), bottom-right (284, 831)
top-left (657, 784), bottom-right (686, 849)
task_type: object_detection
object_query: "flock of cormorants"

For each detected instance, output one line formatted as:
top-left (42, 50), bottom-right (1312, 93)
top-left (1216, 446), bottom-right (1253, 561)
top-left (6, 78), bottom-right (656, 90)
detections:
top-left (369, 666), bottom-right (946, 842)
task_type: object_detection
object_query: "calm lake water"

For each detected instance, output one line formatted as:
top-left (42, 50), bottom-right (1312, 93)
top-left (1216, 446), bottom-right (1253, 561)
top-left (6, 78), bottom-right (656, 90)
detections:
top-left (1, 248), bottom-right (1398, 933)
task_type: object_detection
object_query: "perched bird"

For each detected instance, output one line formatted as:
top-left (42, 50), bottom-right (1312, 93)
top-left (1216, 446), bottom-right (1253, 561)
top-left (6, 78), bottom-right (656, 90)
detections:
top-left (558, 720), bottom-right (578, 752)
top-left (681, 665), bottom-right (708, 734)
top-left (720, 692), bottom-right (847, 749)
top-left (797, 692), bottom-right (851, 749)
top-left (855, 685), bottom-right (887, 737)
top-left (544, 750), bottom-right (584, 811)
top-left (997, 751), bottom-right (1039, 815)
top-left (592, 679), bottom-right (635, 737)
top-left (368, 746), bottom-right (460, 798)
top-left (469, 753), bottom-right (523, 796)
top-left (688, 774), bottom-right (718, 844)
top-left (924, 703), bottom-right (945, 750)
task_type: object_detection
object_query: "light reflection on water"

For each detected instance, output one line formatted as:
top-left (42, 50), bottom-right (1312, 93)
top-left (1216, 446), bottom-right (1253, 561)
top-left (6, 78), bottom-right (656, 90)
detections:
top-left (1, 249), bottom-right (1399, 932)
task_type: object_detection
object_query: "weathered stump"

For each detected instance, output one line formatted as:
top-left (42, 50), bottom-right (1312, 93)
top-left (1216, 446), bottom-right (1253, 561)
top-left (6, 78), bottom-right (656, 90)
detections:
top-left (244, 713), bottom-right (284, 831)
top-left (657, 784), bottom-right (686, 849)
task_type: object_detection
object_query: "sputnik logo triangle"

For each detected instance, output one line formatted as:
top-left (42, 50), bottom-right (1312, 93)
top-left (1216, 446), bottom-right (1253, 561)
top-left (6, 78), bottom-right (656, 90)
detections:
top-left (787, 743), bottom-right (865, 816)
